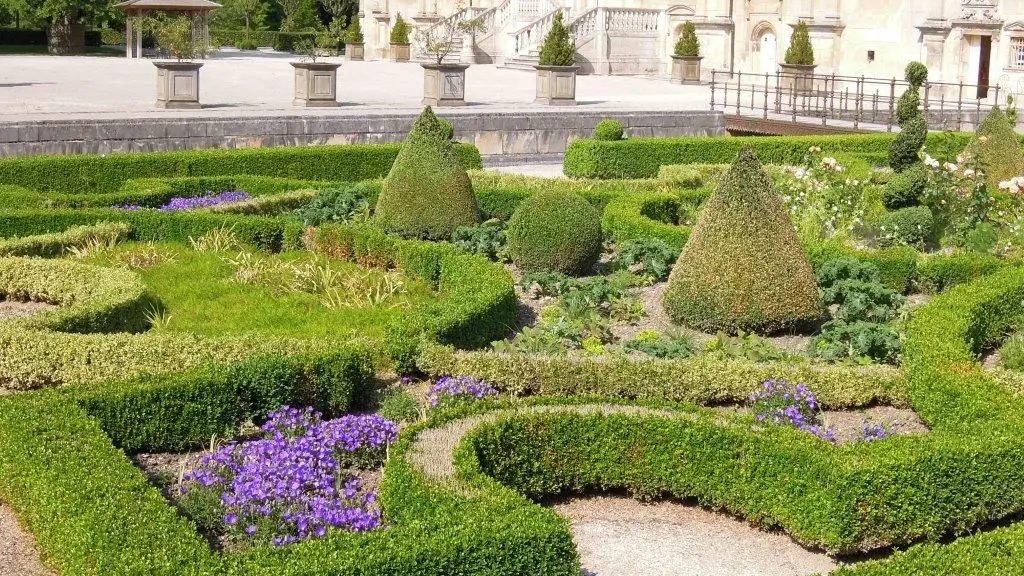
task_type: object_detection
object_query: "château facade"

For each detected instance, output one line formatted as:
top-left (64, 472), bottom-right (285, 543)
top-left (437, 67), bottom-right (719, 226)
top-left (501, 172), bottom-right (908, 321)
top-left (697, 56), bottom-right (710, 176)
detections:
top-left (357, 0), bottom-right (1024, 100)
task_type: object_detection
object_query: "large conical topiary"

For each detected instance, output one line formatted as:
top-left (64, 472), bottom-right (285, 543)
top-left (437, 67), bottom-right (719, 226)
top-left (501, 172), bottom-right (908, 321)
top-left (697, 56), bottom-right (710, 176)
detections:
top-left (964, 106), bottom-right (1024, 191)
top-left (375, 107), bottom-right (481, 239)
top-left (663, 147), bottom-right (822, 333)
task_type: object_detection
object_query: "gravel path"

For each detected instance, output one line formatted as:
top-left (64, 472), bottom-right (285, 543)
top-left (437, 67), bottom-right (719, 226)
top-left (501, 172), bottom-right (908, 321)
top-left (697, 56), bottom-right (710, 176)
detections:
top-left (554, 496), bottom-right (837, 576)
top-left (0, 300), bottom-right (55, 320)
top-left (0, 502), bottom-right (52, 576)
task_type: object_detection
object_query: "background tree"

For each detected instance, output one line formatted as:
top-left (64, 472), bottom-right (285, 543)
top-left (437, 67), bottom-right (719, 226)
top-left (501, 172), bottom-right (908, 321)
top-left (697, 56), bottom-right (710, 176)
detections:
top-left (277, 0), bottom-right (320, 31)
top-left (21, 0), bottom-right (116, 54)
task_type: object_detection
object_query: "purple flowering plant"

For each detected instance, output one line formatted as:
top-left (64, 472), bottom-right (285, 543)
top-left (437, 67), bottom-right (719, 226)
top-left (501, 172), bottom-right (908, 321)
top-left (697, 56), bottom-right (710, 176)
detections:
top-left (180, 406), bottom-right (397, 549)
top-left (749, 379), bottom-right (836, 443)
top-left (426, 376), bottom-right (499, 408)
top-left (115, 190), bottom-right (251, 212)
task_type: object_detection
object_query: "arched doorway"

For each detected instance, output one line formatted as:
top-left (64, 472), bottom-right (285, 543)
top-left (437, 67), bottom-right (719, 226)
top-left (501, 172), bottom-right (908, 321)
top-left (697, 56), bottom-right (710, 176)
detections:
top-left (750, 22), bottom-right (777, 74)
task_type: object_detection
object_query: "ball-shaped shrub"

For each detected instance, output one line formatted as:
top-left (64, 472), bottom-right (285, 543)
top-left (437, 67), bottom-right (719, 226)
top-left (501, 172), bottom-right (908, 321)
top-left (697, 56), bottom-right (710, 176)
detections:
top-left (965, 106), bottom-right (1024, 191)
top-left (882, 163), bottom-right (926, 209)
top-left (594, 119), bottom-right (624, 141)
top-left (663, 147), bottom-right (822, 334)
top-left (877, 206), bottom-right (934, 249)
top-left (904, 61), bottom-right (928, 87)
top-left (507, 190), bottom-right (602, 275)
top-left (375, 107), bottom-right (481, 239)
top-left (888, 114), bottom-right (927, 173)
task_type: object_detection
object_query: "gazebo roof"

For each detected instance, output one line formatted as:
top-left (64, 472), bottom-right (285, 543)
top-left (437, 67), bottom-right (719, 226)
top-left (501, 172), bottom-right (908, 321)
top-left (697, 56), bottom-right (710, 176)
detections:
top-left (117, 0), bottom-right (221, 11)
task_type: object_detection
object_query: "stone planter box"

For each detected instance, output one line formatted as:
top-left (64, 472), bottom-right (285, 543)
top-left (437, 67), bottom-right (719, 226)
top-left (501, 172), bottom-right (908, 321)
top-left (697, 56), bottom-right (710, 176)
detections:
top-left (534, 65), bottom-right (578, 106)
top-left (346, 43), bottom-right (364, 60)
top-left (391, 43), bottom-right (410, 61)
top-left (422, 63), bottom-right (468, 107)
top-left (154, 61), bottom-right (203, 110)
top-left (291, 62), bottom-right (341, 107)
top-left (671, 55), bottom-right (702, 85)
top-left (779, 63), bottom-right (816, 95)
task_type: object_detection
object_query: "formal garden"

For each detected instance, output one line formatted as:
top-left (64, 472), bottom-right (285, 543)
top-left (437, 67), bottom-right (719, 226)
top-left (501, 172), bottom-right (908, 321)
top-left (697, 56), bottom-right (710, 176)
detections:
top-left (2, 59), bottom-right (1024, 574)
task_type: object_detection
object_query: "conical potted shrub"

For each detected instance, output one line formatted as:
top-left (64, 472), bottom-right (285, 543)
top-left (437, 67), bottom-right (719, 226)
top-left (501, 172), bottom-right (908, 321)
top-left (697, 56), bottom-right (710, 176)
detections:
top-left (291, 37), bottom-right (341, 107)
top-left (534, 12), bottom-right (578, 106)
top-left (390, 13), bottom-right (411, 61)
top-left (345, 18), bottom-right (364, 60)
top-left (780, 20), bottom-right (815, 94)
top-left (152, 16), bottom-right (204, 109)
top-left (418, 6), bottom-right (485, 107)
top-left (671, 21), bottom-right (701, 84)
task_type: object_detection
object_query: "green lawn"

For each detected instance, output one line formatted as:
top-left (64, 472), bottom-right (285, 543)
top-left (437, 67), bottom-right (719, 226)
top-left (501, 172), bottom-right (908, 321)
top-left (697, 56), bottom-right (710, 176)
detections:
top-left (83, 243), bottom-right (438, 340)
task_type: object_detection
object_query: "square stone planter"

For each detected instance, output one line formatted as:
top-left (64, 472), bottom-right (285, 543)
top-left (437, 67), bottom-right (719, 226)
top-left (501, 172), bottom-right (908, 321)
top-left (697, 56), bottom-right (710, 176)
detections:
top-left (422, 63), bottom-right (468, 107)
top-left (535, 65), bottom-right (578, 106)
top-left (291, 62), bottom-right (341, 107)
top-left (391, 43), bottom-right (410, 62)
top-left (346, 43), bottom-right (364, 60)
top-left (154, 61), bottom-right (203, 110)
top-left (779, 63), bottom-right (816, 95)
top-left (671, 55), bottom-right (702, 85)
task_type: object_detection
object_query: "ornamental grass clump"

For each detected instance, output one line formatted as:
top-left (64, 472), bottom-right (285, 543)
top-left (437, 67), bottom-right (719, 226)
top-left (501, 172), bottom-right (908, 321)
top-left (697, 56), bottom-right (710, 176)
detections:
top-left (375, 106), bottom-right (481, 239)
top-left (180, 406), bottom-right (397, 549)
top-left (663, 146), bottom-right (822, 333)
top-left (537, 11), bottom-right (575, 67)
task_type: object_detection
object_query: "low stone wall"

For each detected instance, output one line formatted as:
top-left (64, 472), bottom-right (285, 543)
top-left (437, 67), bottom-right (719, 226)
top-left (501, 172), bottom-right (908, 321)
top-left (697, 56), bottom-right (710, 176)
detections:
top-left (0, 109), bottom-right (725, 159)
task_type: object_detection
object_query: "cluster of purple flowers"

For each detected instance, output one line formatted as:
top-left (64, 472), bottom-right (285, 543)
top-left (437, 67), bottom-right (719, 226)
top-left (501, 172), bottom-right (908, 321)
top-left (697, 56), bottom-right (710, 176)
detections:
top-left (426, 376), bottom-right (499, 407)
top-left (181, 406), bottom-right (397, 548)
top-left (115, 190), bottom-right (251, 212)
top-left (859, 422), bottom-right (890, 442)
top-left (750, 379), bottom-right (836, 443)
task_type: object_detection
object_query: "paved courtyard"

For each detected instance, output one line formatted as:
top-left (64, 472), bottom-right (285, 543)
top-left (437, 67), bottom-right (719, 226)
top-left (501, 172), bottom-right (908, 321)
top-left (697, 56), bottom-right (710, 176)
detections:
top-left (0, 52), bottom-right (712, 121)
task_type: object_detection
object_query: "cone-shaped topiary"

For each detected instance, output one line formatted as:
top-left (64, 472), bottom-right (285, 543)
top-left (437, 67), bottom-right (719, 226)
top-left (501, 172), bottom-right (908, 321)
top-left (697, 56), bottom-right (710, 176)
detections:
top-left (538, 11), bottom-right (575, 66)
top-left (346, 18), bottom-right (363, 43)
top-left (784, 21), bottom-right (814, 66)
top-left (507, 190), bottom-right (601, 275)
top-left (674, 21), bottom-right (699, 57)
top-left (663, 147), bottom-right (822, 333)
top-left (375, 107), bottom-right (481, 239)
top-left (390, 13), bottom-right (410, 44)
top-left (964, 106), bottom-right (1024, 191)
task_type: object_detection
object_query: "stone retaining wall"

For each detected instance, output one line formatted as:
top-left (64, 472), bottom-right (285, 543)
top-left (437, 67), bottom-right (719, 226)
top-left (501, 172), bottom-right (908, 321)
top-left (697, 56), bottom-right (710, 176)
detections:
top-left (0, 110), bottom-right (725, 158)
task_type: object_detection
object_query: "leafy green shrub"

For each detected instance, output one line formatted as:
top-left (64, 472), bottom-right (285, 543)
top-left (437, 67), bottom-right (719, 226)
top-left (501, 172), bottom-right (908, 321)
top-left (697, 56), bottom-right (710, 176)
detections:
top-left (377, 388), bottom-right (420, 422)
top-left (236, 38), bottom-right (258, 50)
top-left (612, 237), bottom-right (677, 281)
top-left (663, 147), bottom-right (822, 333)
top-left (375, 107), bottom-right (482, 239)
top-left (784, 21), bottom-right (814, 66)
top-left (702, 330), bottom-right (791, 362)
top-left (593, 119), bottom-right (624, 141)
top-left (452, 219), bottom-right (507, 260)
top-left (674, 21), bottom-right (699, 57)
top-left (656, 164), bottom-right (703, 188)
top-left (622, 330), bottom-right (695, 359)
top-left (883, 163), bottom-right (926, 209)
top-left (964, 106), bottom-right (1024, 190)
top-left (389, 13), bottom-right (410, 44)
top-left (295, 185), bottom-right (372, 226)
top-left (888, 115), bottom-right (928, 172)
top-left (964, 222), bottom-right (999, 254)
top-left (507, 190), bottom-right (602, 275)
top-left (904, 61), bottom-right (928, 87)
top-left (345, 18), bottom-right (363, 43)
top-left (537, 11), bottom-right (575, 66)
top-left (915, 252), bottom-right (1005, 293)
top-left (877, 205), bottom-right (933, 249)
top-left (823, 279), bottom-right (904, 323)
top-left (815, 256), bottom-right (882, 289)
top-left (807, 242), bottom-right (918, 293)
top-left (438, 118), bottom-right (454, 141)
top-left (810, 320), bottom-right (901, 363)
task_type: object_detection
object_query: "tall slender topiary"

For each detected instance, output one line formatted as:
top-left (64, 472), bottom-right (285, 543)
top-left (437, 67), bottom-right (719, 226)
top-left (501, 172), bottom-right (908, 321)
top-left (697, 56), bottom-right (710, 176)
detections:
top-left (375, 107), bottom-right (481, 239)
top-left (889, 62), bottom-right (929, 173)
top-left (345, 18), bottom-right (363, 44)
top-left (390, 13), bottom-right (410, 44)
top-left (784, 21), bottom-right (814, 66)
top-left (538, 11), bottom-right (575, 66)
top-left (674, 21), bottom-right (699, 57)
top-left (663, 147), bottom-right (822, 333)
top-left (965, 106), bottom-right (1024, 190)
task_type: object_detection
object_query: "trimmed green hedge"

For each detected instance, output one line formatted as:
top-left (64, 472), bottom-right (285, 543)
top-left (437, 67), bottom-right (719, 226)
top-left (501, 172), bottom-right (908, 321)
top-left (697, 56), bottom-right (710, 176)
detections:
top-left (0, 220), bottom-right (130, 257)
top-left (563, 133), bottom-right (974, 179)
top-left (0, 144), bottom-right (482, 195)
top-left (600, 190), bottom-right (692, 251)
top-left (916, 252), bottom-right (1010, 293)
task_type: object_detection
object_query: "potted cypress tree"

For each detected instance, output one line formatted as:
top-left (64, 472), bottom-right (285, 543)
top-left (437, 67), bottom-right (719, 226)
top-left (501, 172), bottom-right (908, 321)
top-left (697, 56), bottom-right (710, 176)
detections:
top-left (345, 18), bottom-right (364, 60)
top-left (152, 16), bottom-right (204, 110)
top-left (780, 20), bottom-right (815, 94)
top-left (534, 11), bottom-right (578, 105)
top-left (291, 37), bottom-right (341, 107)
top-left (418, 5), bottom-right (485, 106)
top-left (671, 21), bottom-right (701, 84)
top-left (390, 13), bottom-right (411, 61)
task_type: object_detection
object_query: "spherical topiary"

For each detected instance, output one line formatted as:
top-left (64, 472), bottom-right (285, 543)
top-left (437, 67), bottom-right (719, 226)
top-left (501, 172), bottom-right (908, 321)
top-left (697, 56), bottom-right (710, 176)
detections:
top-left (964, 106), bottom-right (1024, 191)
top-left (904, 61), bottom-right (928, 88)
top-left (888, 114), bottom-right (927, 173)
top-left (506, 190), bottom-right (602, 275)
top-left (662, 146), bottom-right (822, 334)
top-left (877, 205), bottom-right (934, 249)
top-left (375, 106), bottom-right (481, 239)
top-left (594, 119), bottom-right (624, 141)
top-left (883, 163), bottom-right (926, 209)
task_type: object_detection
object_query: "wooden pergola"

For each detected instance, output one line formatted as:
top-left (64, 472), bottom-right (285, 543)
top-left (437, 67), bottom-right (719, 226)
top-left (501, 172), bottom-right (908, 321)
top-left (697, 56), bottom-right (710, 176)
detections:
top-left (117, 0), bottom-right (221, 58)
